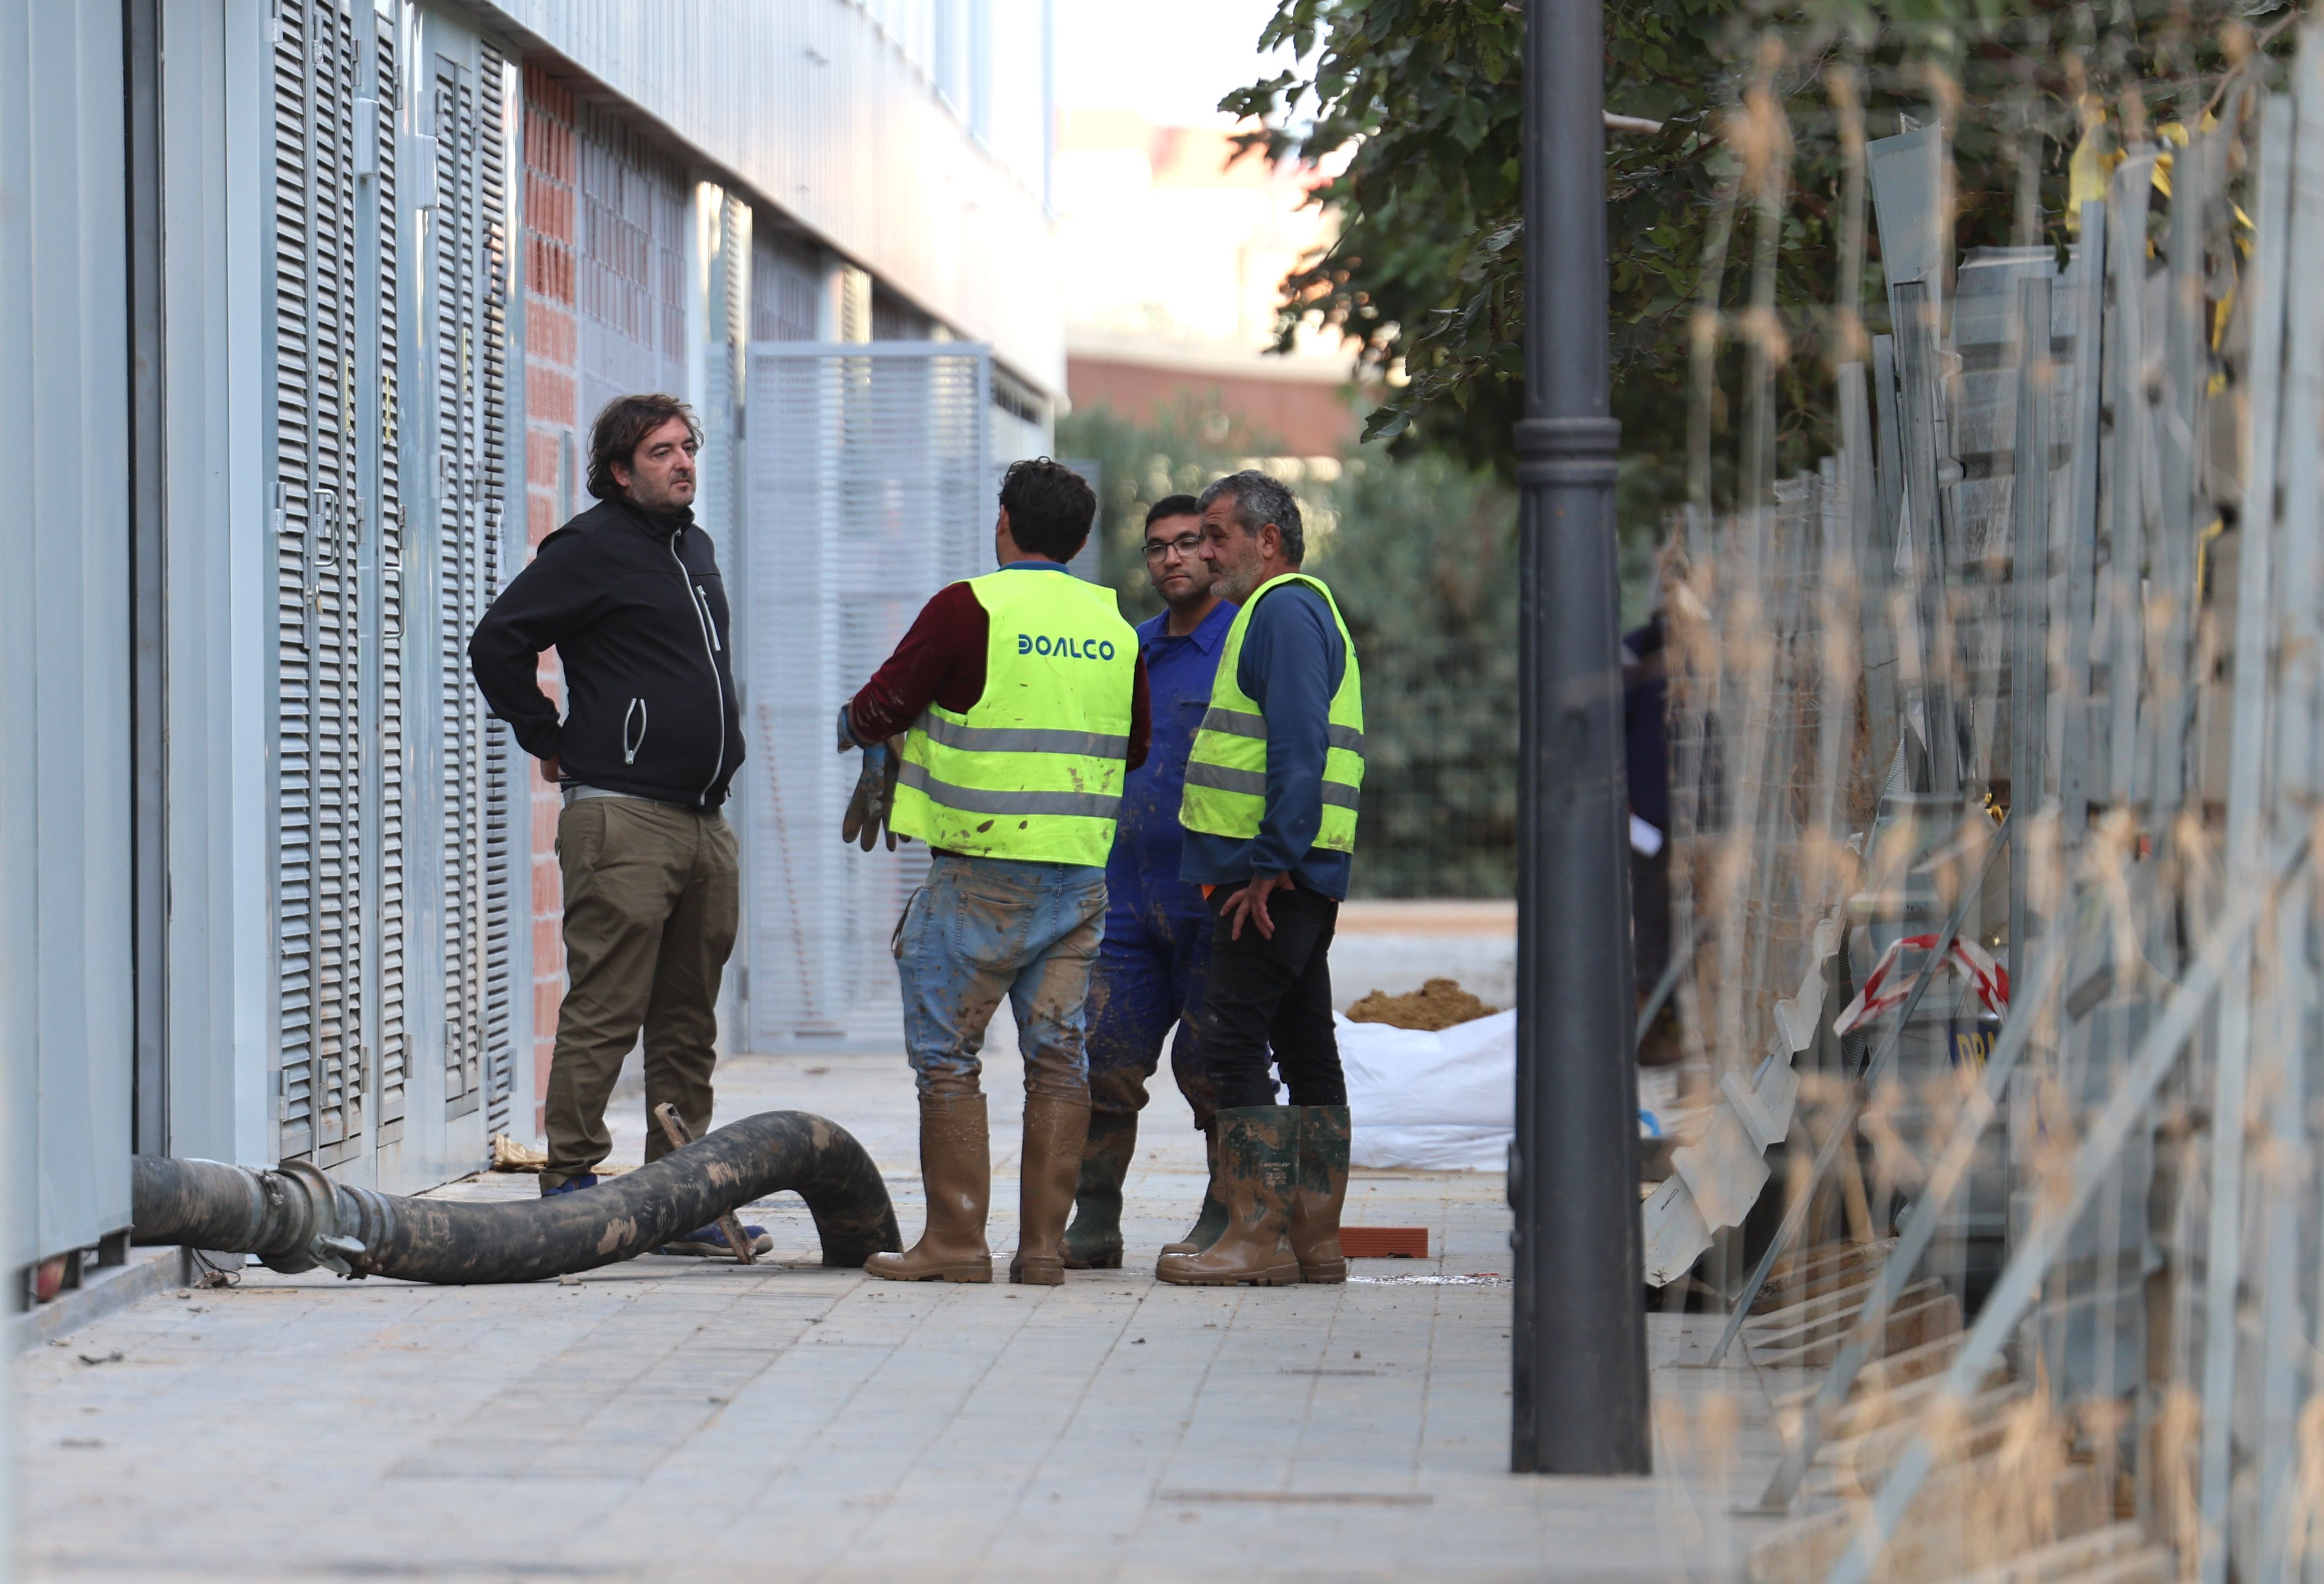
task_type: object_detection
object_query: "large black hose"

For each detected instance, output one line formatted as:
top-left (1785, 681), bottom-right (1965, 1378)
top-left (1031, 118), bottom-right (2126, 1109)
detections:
top-left (132, 1110), bottom-right (901, 1283)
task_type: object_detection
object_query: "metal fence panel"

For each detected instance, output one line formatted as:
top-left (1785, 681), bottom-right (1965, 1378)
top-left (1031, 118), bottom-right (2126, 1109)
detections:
top-left (738, 342), bottom-right (989, 1047)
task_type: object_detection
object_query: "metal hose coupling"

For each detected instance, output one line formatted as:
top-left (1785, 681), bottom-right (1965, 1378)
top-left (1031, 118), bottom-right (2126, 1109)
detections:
top-left (131, 1110), bottom-right (901, 1285)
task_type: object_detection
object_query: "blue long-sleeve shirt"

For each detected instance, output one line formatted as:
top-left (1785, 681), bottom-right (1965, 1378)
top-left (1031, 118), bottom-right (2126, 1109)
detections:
top-left (1110, 601), bottom-right (1236, 906)
top-left (1179, 582), bottom-right (1353, 900)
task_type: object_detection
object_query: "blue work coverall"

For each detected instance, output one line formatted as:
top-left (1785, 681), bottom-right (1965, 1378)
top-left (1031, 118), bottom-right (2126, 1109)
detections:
top-left (1083, 600), bottom-right (1238, 1127)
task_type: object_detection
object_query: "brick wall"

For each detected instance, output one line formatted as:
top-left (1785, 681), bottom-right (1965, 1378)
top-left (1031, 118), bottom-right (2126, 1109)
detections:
top-left (521, 67), bottom-right (579, 1138)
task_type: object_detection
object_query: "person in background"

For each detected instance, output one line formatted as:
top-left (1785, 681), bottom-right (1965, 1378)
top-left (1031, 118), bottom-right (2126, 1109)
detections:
top-left (468, 393), bottom-right (765, 1258)
top-left (1623, 607), bottom-right (1682, 1068)
top-left (1060, 495), bottom-right (1236, 1270)
top-left (1159, 470), bottom-right (1365, 1287)
top-left (838, 459), bottom-right (1150, 1286)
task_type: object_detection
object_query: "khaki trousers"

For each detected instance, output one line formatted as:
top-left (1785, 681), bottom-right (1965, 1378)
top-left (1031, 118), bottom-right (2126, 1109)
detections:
top-left (543, 797), bottom-right (739, 1188)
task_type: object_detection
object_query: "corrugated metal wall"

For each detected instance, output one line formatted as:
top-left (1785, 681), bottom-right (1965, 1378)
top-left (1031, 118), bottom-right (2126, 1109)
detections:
top-left (0, 0), bottom-right (137, 1266)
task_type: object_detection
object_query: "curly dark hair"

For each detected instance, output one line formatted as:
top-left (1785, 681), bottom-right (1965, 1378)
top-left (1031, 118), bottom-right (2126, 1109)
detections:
top-left (586, 393), bottom-right (702, 502)
top-left (998, 457), bottom-right (1097, 561)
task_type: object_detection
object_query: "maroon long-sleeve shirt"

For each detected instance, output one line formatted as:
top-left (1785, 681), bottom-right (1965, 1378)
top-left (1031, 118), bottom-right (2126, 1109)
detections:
top-left (848, 571), bottom-right (1151, 769)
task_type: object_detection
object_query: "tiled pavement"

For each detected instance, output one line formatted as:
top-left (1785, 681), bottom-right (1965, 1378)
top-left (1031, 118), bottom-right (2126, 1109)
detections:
top-left (18, 1048), bottom-right (1792, 1582)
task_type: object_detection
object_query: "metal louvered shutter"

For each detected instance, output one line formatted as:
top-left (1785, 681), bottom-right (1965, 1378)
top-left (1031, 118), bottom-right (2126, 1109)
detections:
top-left (739, 344), bottom-right (990, 1046)
top-left (374, 17), bottom-right (407, 1133)
top-left (429, 45), bottom-right (514, 1129)
top-left (272, 0), bottom-right (367, 1165)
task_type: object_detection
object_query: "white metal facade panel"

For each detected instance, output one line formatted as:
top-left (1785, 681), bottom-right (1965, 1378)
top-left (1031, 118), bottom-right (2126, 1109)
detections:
top-left (740, 343), bottom-right (990, 1046)
top-left (0, 0), bottom-right (137, 1261)
top-left (470, 1), bottom-right (1064, 395)
top-left (157, 0), bottom-right (275, 1172)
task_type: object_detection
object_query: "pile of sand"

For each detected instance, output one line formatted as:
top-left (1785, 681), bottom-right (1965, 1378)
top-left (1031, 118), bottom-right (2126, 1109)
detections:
top-left (1344, 977), bottom-right (1501, 1031)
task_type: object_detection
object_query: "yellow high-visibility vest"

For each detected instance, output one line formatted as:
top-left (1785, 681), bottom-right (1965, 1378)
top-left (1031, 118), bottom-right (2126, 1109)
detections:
top-left (891, 567), bottom-right (1140, 865)
top-left (1177, 572), bottom-right (1365, 853)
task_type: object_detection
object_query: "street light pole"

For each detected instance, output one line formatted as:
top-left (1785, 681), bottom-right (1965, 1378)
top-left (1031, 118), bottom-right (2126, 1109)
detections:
top-left (1509, 0), bottom-right (1653, 1475)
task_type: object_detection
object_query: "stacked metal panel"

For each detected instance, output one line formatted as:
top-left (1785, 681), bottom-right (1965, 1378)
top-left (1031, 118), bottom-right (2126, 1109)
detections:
top-left (738, 343), bottom-right (990, 1047)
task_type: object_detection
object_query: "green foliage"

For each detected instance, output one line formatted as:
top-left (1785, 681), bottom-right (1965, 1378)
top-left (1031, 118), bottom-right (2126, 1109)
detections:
top-left (1303, 449), bottom-right (1520, 897)
top-left (1056, 398), bottom-right (1266, 625)
top-left (1224, 0), bottom-right (2286, 531)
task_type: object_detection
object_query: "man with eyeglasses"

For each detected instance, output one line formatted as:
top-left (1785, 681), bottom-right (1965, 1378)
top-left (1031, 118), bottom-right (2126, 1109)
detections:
top-left (1060, 495), bottom-right (1239, 1268)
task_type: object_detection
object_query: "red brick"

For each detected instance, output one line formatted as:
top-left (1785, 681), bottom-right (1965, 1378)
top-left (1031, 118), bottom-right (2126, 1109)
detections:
top-left (527, 368), bottom-right (575, 428)
top-left (527, 431), bottom-right (562, 489)
top-left (526, 302), bottom-right (575, 363)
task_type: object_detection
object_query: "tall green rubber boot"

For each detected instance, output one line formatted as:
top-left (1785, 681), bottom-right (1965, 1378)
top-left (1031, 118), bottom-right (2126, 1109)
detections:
top-left (1160, 1120), bottom-right (1230, 1256)
top-left (1290, 1104), bottom-right (1351, 1283)
top-left (1061, 1109), bottom-right (1137, 1269)
top-left (1155, 1106), bottom-right (1301, 1287)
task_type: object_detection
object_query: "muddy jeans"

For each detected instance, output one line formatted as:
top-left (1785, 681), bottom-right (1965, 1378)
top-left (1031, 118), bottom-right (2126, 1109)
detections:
top-left (893, 854), bottom-right (1108, 1102)
top-left (543, 797), bottom-right (739, 1188)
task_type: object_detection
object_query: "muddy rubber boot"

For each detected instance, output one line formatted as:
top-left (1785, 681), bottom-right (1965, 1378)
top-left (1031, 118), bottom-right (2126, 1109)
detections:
top-left (1010, 1094), bottom-right (1091, 1286)
top-left (1061, 1109), bottom-right (1137, 1270)
top-left (1160, 1121), bottom-right (1230, 1256)
top-left (1290, 1104), bottom-right (1352, 1283)
top-left (866, 1094), bottom-right (994, 1283)
top-left (1155, 1106), bottom-right (1301, 1287)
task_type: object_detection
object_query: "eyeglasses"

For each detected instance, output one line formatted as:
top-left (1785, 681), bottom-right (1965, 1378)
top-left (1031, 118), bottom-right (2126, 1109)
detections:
top-left (1142, 532), bottom-right (1205, 561)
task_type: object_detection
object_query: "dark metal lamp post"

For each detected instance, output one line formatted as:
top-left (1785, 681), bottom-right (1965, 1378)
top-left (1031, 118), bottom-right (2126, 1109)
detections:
top-left (1508, 0), bottom-right (1654, 1476)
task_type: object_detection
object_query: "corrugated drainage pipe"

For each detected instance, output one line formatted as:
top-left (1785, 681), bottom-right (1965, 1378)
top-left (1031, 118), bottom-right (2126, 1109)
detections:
top-left (130, 1111), bottom-right (901, 1282)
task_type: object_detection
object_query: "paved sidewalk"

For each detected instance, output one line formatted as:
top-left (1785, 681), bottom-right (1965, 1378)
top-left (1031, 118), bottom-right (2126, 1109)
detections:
top-left (18, 1051), bottom-right (1788, 1582)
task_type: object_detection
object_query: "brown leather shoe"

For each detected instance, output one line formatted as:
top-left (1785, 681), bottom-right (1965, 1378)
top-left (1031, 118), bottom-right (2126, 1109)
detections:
top-left (1160, 1121), bottom-right (1230, 1256)
top-left (1155, 1106), bottom-right (1301, 1287)
top-left (1290, 1104), bottom-right (1351, 1283)
top-left (866, 1093), bottom-right (993, 1283)
top-left (1062, 1109), bottom-right (1137, 1269)
top-left (1009, 1094), bottom-right (1090, 1285)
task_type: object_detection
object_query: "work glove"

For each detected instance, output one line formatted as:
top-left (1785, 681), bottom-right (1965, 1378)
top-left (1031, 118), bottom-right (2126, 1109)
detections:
top-left (841, 736), bottom-right (906, 852)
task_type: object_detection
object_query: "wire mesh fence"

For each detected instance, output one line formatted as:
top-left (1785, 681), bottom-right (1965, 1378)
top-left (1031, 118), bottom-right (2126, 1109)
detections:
top-left (1638, 15), bottom-right (2324, 1581)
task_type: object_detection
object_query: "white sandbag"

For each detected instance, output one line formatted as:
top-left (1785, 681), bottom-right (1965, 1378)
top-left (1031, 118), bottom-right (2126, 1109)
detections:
top-left (1337, 1009), bottom-right (1515, 1172)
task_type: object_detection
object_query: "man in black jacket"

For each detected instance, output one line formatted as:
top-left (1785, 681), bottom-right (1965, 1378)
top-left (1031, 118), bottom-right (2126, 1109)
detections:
top-left (470, 393), bottom-right (762, 1255)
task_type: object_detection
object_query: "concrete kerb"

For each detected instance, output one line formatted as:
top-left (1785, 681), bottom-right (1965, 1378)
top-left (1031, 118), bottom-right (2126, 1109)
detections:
top-left (9, 1244), bottom-right (195, 1355)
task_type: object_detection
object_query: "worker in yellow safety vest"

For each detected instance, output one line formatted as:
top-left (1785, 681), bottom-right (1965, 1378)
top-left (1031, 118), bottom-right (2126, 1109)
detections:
top-left (1158, 469), bottom-right (1365, 1287)
top-left (836, 458), bottom-right (1149, 1285)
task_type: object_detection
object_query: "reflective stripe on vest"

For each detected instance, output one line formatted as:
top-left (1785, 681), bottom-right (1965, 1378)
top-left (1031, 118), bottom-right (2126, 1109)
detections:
top-left (890, 567), bottom-right (1140, 865)
top-left (1177, 572), bottom-right (1366, 852)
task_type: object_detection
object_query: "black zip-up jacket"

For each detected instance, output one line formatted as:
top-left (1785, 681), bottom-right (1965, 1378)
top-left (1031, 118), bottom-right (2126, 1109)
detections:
top-left (468, 497), bottom-right (745, 809)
